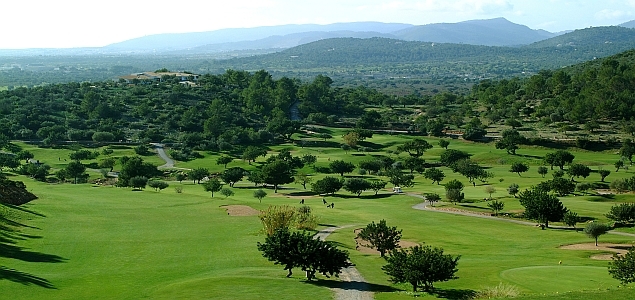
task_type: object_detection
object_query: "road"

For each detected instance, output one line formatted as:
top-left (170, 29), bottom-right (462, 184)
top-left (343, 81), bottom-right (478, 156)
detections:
top-left (315, 226), bottom-right (374, 300)
top-left (150, 143), bottom-right (175, 169)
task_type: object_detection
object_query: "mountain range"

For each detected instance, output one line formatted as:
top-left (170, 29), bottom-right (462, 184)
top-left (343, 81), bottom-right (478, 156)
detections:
top-left (4, 17), bottom-right (635, 56)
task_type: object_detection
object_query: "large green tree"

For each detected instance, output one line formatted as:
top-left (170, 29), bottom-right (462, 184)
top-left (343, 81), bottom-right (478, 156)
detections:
top-left (518, 187), bottom-right (568, 228)
top-left (382, 245), bottom-right (460, 293)
top-left (357, 219), bottom-right (402, 257)
top-left (260, 159), bottom-right (295, 193)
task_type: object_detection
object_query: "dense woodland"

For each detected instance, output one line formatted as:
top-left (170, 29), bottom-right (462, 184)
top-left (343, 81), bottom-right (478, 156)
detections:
top-left (3, 48), bottom-right (635, 152)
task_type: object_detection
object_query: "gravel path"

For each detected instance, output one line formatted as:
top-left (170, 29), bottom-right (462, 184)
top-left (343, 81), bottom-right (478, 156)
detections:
top-left (315, 226), bottom-right (374, 300)
top-left (151, 143), bottom-right (175, 169)
top-left (408, 193), bottom-right (635, 237)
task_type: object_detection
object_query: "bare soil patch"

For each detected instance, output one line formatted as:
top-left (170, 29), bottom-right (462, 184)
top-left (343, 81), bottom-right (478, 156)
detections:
top-left (353, 228), bottom-right (420, 255)
top-left (559, 243), bottom-right (634, 260)
top-left (221, 205), bottom-right (260, 216)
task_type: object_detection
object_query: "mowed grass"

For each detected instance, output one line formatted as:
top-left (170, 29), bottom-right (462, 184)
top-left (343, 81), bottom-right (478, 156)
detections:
top-left (3, 131), bottom-right (635, 299)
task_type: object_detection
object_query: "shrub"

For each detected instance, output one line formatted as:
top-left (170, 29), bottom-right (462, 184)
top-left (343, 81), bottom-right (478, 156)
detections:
top-left (174, 186), bottom-right (183, 194)
top-left (475, 283), bottom-right (520, 299)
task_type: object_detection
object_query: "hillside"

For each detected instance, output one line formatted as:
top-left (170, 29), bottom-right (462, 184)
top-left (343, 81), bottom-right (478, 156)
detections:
top-left (211, 26), bottom-right (635, 80)
top-left (103, 22), bottom-right (413, 52)
top-left (393, 17), bottom-right (555, 46)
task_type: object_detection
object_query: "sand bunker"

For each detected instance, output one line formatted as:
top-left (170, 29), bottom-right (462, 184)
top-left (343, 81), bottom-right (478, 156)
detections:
top-left (221, 205), bottom-right (260, 216)
top-left (353, 228), bottom-right (420, 255)
top-left (559, 243), bottom-right (634, 260)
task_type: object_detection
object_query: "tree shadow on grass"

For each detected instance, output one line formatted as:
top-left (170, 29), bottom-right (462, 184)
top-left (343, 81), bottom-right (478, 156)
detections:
top-left (0, 267), bottom-right (55, 289)
top-left (431, 288), bottom-right (477, 300)
top-left (0, 242), bottom-right (66, 263)
top-left (305, 278), bottom-right (398, 293)
top-left (335, 194), bottom-right (394, 200)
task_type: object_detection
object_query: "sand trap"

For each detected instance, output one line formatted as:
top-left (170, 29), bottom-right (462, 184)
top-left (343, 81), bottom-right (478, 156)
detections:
top-left (559, 243), bottom-right (634, 260)
top-left (353, 228), bottom-right (420, 255)
top-left (220, 205), bottom-right (260, 216)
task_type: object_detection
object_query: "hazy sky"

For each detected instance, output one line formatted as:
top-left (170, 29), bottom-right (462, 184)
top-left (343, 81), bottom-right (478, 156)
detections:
top-left (3, 0), bottom-right (635, 49)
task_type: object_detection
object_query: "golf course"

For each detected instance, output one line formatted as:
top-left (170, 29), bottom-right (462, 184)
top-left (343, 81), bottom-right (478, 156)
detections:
top-left (2, 130), bottom-right (635, 300)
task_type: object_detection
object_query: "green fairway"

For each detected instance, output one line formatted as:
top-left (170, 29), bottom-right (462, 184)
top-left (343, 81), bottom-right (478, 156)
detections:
top-left (3, 132), bottom-right (635, 299)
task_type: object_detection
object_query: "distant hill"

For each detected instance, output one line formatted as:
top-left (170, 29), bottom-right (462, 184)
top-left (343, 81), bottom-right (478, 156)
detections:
top-left (103, 22), bottom-right (412, 52)
top-left (619, 20), bottom-right (635, 28)
top-left (103, 18), bottom-right (557, 54)
top-left (179, 31), bottom-right (398, 54)
top-left (212, 25), bottom-right (635, 80)
top-left (393, 18), bottom-right (555, 46)
top-left (525, 26), bottom-right (635, 48)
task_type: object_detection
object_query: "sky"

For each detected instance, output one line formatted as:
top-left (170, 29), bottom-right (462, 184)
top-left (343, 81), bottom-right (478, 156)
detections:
top-left (3, 0), bottom-right (635, 49)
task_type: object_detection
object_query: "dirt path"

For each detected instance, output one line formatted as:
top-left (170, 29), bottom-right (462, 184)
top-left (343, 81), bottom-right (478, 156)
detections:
top-left (151, 143), bottom-right (175, 169)
top-left (315, 226), bottom-right (374, 300)
top-left (408, 193), bottom-right (635, 237)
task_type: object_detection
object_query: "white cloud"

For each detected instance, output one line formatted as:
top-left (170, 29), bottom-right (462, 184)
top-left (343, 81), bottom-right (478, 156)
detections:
top-left (595, 9), bottom-right (633, 20)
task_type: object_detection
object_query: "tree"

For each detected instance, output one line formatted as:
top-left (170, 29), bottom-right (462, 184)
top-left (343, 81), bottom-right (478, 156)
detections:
top-left (65, 160), bottom-right (86, 184)
top-left (216, 156), bottom-right (233, 168)
top-left (495, 129), bottom-right (526, 155)
top-left (98, 157), bottom-right (116, 172)
top-left (175, 173), bottom-right (187, 183)
top-left (69, 149), bottom-right (99, 161)
top-left (386, 168), bottom-right (415, 188)
top-left (606, 203), bottom-right (635, 224)
top-left (261, 159), bottom-right (295, 193)
top-left (130, 176), bottom-right (148, 190)
top-left (294, 172), bottom-right (312, 189)
top-left (359, 160), bottom-right (382, 173)
top-left (16, 150), bottom-right (34, 163)
top-left (537, 166), bottom-right (549, 178)
top-left (584, 222), bottom-right (609, 246)
top-left (567, 163), bottom-right (591, 181)
top-left (608, 247), bottom-right (635, 285)
top-left (203, 178), bottom-right (222, 197)
top-left (462, 117), bottom-right (487, 141)
top-left (423, 168), bottom-right (445, 185)
top-left (242, 146), bottom-right (267, 164)
top-left (188, 168), bottom-right (209, 184)
top-left (425, 193), bottom-right (441, 206)
top-left (548, 177), bottom-right (576, 196)
top-left (615, 160), bottom-right (625, 172)
top-left (598, 169), bottom-right (611, 182)
top-left (438, 139), bottom-right (450, 149)
top-left (398, 139), bottom-right (433, 157)
top-left (487, 200), bottom-right (504, 216)
top-left (341, 144), bottom-right (351, 154)
top-left (311, 176), bottom-right (344, 195)
top-left (576, 182), bottom-right (593, 195)
top-left (134, 144), bottom-right (151, 156)
top-left (382, 245), bottom-right (460, 293)
top-left (509, 162), bottom-right (529, 176)
top-left (342, 131), bottom-right (360, 147)
top-left (518, 187), bottom-right (568, 228)
top-left (484, 186), bottom-right (497, 200)
top-left (148, 180), bottom-right (169, 191)
top-left (444, 179), bottom-right (464, 204)
top-left (620, 139), bottom-right (635, 165)
top-left (301, 154), bottom-right (317, 165)
top-left (563, 211), bottom-right (579, 228)
top-left (257, 228), bottom-right (352, 280)
top-left (452, 159), bottom-right (488, 186)
top-left (253, 189), bottom-right (267, 203)
top-left (544, 150), bottom-right (575, 170)
top-left (220, 167), bottom-right (244, 187)
top-left (220, 187), bottom-right (234, 198)
top-left (402, 156), bottom-right (425, 174)
top-left (92, 131), bottom-right (115, 143)
top-left (343, 178), bottom-right (371, 196)
top-left (507, 183), bottom-right (520, 198)
top-left (329, 160), bottom-right (355, 176)
top-left (357, 219), bottom-right (402, 257)
top-left (369, 180), bottom-right (387, 195)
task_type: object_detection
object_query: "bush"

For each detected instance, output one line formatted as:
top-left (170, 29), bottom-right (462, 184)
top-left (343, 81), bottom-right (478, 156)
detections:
top-left (475, 283), bottom-right (520, 299)
top-left (220, 187), bottom-right (234, 198)
top-left (606, 203), bottom-right (635, 224)
top-left (174, 186), bottom-right (183, 194)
